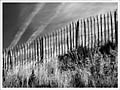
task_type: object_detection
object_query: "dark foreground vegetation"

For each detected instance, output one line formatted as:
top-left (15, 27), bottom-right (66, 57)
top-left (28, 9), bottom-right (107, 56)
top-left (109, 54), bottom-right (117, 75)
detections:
top-left (3, 42), bottom-right (118, 88)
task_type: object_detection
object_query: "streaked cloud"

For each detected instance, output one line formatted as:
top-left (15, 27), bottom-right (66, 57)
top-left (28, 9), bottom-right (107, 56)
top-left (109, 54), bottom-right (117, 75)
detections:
top-left (8, 3), bottom-right (45, 48)
top-left (27, 3), bottom-right (65, 44)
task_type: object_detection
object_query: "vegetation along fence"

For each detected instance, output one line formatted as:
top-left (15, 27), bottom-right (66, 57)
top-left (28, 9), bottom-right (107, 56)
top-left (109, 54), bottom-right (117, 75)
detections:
top-left (3, 9), bottom-right (118, 73)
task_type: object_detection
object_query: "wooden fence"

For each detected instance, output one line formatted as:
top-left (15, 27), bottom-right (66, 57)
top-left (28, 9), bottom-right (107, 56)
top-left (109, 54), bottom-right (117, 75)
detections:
top-left (3, 9), bottom-right (118, 72)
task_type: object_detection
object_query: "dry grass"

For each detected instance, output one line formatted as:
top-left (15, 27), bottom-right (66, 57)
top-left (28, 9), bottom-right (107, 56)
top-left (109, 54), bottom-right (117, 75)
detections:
top-left (3, 42), bottom-right (118, 88)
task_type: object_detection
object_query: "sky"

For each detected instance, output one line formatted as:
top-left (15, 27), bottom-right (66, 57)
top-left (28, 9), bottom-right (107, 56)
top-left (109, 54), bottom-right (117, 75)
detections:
top-left (3, 2), bottom-right (117, 49)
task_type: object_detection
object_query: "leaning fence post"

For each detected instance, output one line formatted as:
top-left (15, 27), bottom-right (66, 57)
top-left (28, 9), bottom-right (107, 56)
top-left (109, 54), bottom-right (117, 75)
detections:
top-left (7, 49), bottom-right (10, 70)
top-left (50, 33), bottom-right (52, 58)
top-left (76, 20), bottom-right (79, 49)
top-left (44, 35), bottom-right (46, 59)
top-left (9, 48), bottom-right (12, 70)
top-left (35, 39), bottom-right (38, 64)
top-left (3, 50), bottom-right (5, 71)
top-left (39, 37), bottom-right (41, 61)
top-left (65, 27), bottom-right (67, 54)
top-left (55, 31), bottom-right (57, 57)
top-left (30, 43), bottom-right (33, 65)
top-left (69, 23), bottom-right (72, 51)
top-left (64, 27), bottom-right (66, 54)
top-left (45, 35), bottom-right (48, 59)
top-left (96, 15), bottom-right (100, 47)
top-left (57, 30), bottom-right (59, 56)
top-left (104, 14), bottom-right (107, 45)
top-left (20, 45), bottom-right (22, 67)
top-left (78, 20), bottom-right (81, 46)
top-left (41, 37), bottom-right (44, 60)
top-left (5, 49), bottom-right (8, 71)
top-left (47, 35), bottom-right (49, 58)
top-left (21, 44), bottom-right (23, 67)
top-left (53, 32), bottom-right (55, 57)
top-left (87, 18), bottom-right (90, 49)
top-left (15, 46), bottom-right (18, 69)
top-left (66, 25), bottom-right (69, 52)
top-left (52, 33), bottom-right (54, 58)
top-left (93, 17), bottom-right (96, 47)
top-left (37, 38), bottom-right (39, 61)
top-left (60, 28), bottom-right (64, 55)
top-left (114, 10), bottom-right (118, 45)
top-left (4, 49), bottom-right (6, 71)
top-left (72, 22), bottom-right (75, 50)
top-left (107, 13), bottom-right (110, 42)
top-left (59, 29), bottom-right (61, 55)
top-left (84, 19), bottom-right (86, 48)
top-left (49, 34), bottom-right (51, 58)
top-left (71, 23), bottom-right (73, 50)
top-left (90, 17), bottom-right (93, 48)
top-left (2, 50), bottom-right (4, 71)
top-left (22, 44), bottom-right (25, 65)
top-left (100, 14), bottom-right (103, 46)
top-left (81, 19), bottom-right (83, 47)
top-left (25, 43), bottom-right (28, 67)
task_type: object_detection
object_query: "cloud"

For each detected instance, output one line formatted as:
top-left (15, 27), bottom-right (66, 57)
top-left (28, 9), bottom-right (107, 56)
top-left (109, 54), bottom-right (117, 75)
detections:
top-left (8, 3), bottom-right (45, 49)
top-left (27, 3), bottom-right (65, 44)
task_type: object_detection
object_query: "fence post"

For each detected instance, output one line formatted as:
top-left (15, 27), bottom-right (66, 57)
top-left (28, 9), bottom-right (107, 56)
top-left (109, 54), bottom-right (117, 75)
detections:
top-left (19, 45), bottom-right (22, 68)
top-left (81, 20), bottom-right (83, 47)
top-left (93, 17), bottom-right (96, 47)
top-left (45, 35), bottom-right (48, 59)
top-left (41, 37), bottom-right (43, 60)
top-left (20, 45), bottom-right (22, 67)
top-left (3, 50), bottom-right (4, 71)
top-left (7, 49), bottom-right (10, 70)
top-left (64, 27), bottom-right (66, 54)
top-left (23, 44), bottom-right (25, 65)
top-left (69, 23), bottom-right (72, 51)
top-left (55, 31), bottom-right (57, 57)
top-left (61, 29), bottom-right (63, 55)
top-left (84, 19), bottom-right (86, 48)
top-left (66, 25), bottom-right (69, 52)
top-left (42, 36), bottom-right (45, 59)
top-left (4, 49), bottom-right (6, 71)
top-left (52, 33), bottom-right (54, 57)
top-left (26, 43), bottom-right (28, 65)
top-left (107, 13), bottom-right (110, 42)
top-left (49, 33), bottom-right (51, 58)
top-left (72, 22), bottom-right (75, 50)
top-left (87, 18), bottom-right (89, 49)
top-left (114, 10), bottom-right (118, 45)
top-left (38, 37), bottom-right (40, 61)
top-left (44, 35), bottom-right (46, 59)
top-left (59, 29), bottom-right (61, 55)
top-left (51, 32), bottom-right (53, 57)
top-left (6, 49), bottom-right (8, 71)
top-left (104, 14), bottom-right (106, 45)
top-left (15, 46), bottom-right (18, 69)
top-left (52, 32), bottom-right (55, 57)
top-left (57, 30), bottom-right (59, 56)
top-left (35, 39), bottom-right (38, 63)
top-left (90, 17), bottom-right (93, 48)
top-left (47, 35), bottom-right (49, 58)
top-left (30, 43), bottom-right (32, 65)
top-left (100, 14), bottom-right (103, 46)
top-left (76, 20), bottom-right (79, 49)
top-left (4, 49), bottom-right (7, 71)
top-left (110, 11), bottom-right (113, 43)
top-left (96, 15), bottom-right (100, 47)
top-left (50, 33), bottom-right (52, 58)
top-left (21, 44), bottom-right (23, 68)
